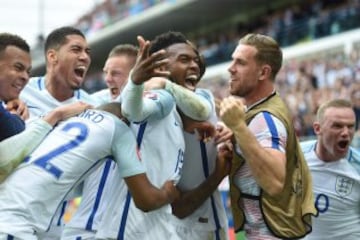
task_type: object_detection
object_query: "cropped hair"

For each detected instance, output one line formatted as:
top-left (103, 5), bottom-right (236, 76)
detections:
top-left (149, 31), bottom-right (188, 55)
top-left (108, 44), bottom-right (138, 58)
top-left (316, 99), bottom-right (353, 122)
top-left (239, 33), bottom-right (282, 80)
top-left (149, 31), bottom-right (205, 80)
top-left (0, 33), bottom-right (30, 56)
top-left (108, 44), bottom-right (138, 66)
top-left (44, 26), bottom-right (85, 53)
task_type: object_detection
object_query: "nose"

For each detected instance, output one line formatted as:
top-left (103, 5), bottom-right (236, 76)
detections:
top-left (190, 59), bottom-right (200, 70)
top-left (228, 61), bottom-right (235, 73)
top-left (20, 71), bottom-right (30, 84)
top-left (79, 50), bottom-right (91, 63)
top-left (104, 72), bottom-right (113, 84)
top-left (341, 126), bottom-right (353, 137)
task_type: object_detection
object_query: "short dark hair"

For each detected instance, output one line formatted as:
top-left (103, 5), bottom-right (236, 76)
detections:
top-left (149, 31), bottom-right (205, 79)
top-left (149, 31), bottom-right (188, 55)
top-left (0, 33), bottom-right (30, 57)
top-left (44, 26), bottom-right (85, 52)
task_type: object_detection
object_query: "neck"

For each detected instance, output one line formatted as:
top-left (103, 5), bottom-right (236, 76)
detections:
top-left (44, 75), bottom-right (75, 102)
top-left (246, 86), bottom-right (275, 110)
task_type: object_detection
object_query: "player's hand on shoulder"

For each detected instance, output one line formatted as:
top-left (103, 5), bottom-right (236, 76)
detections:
top-left (44, 102), bottom-right (93, 126)
top-left (6, 99), bottom-right (29, 121)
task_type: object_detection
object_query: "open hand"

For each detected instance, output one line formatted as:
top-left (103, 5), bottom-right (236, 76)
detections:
top-left (130, 36), bottom-right (171, 85)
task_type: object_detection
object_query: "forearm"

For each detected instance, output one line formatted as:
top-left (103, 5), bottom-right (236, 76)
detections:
top-left (121, 80), bottom-right (154, 122)
top-left (172, 169), bottom-right (224, 218)
top-left (165, 81), bottom-right (211, 121)
top-left (232, 122), bottom-right (285, 195)
top-left (142, 188), bottom-right (172, 212)
top-left (0, 119), bottom-right (52, 181)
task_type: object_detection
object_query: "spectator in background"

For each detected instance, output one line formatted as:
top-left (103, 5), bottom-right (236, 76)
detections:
top-left (351, 83), bottom-right (360, 130)
top-left (219, 33), bottom-right (316, 239)
top-left (301, 99), bottom-right (360, 239)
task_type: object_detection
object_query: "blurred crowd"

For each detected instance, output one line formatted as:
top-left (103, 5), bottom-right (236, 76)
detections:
top-left (34, 0), bottom-right (360, 139)
top-left (201, 45), bottom-right (360, 138)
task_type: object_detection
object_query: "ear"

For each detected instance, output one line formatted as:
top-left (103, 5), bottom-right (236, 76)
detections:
top-left (313, 121), bottom-right (321, 135)
top-left (47, 49), bottom-right (58, 64)
top-left (258, 64), bottom-right (271, 80)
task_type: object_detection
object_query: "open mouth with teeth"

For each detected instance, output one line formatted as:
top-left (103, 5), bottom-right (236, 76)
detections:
top-left (185, 75), bottom-right (199, 90)
top-left (74, 67), bottom-right (86, 78)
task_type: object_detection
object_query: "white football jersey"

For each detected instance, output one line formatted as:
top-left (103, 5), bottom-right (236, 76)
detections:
top-left (0, 109), bottom-right (145, 240)
top-left (170, 88), bottom-right (229, 239)
top-left (20, 76), bottom-right (103, 239)
top-left (20, 77), bottom-right (100, 118)
top-left (96, 89), bottom-right (185, 240)
top-left (301, 140), bottom-right (360, 240)
top-left (91, 88), bottom-right (112, 105)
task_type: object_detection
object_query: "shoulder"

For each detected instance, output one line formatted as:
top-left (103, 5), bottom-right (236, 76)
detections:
top-left (28, 76), bottom-right (42, 86)
top-left (144, 89), bottom-right (172, 100)
top-left (78, 89), bottom-right (102, 106)
top-left (349, 147), bottom-right (360, 166)
top-left (250, 111), bottom-right (287, 133)
top-left (91, 89), bottom-right (110, 104)
top-left (300, 140), bottom-right (317, 153)
top-left (195, 88), bottom-right (214, 100)
top-left (22, 77), bottom-right (43, 93)
top-left (91, 89), bottom-right (108, 98)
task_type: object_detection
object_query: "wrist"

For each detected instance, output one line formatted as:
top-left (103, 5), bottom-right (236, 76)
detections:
top-left (43, 109), bottom-right (62, 126)
top-left (228, 121), bottom-right (246, 133)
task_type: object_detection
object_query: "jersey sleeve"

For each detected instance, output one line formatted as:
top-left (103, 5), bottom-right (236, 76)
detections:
top-left (248, 112), bottom-right (288, 152)
top-left (164, 80), bottom-right (211, 121)
top-left (0, 103), bottom-right (25, 141)
top-left (111, 119), bottom-right (146, 178)
top-left (121, 80), bottom-right (175, 122)
top-left (0, 119), bottom-right (52, 181)
top-left (195, 88), bottom-right (216, 114)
